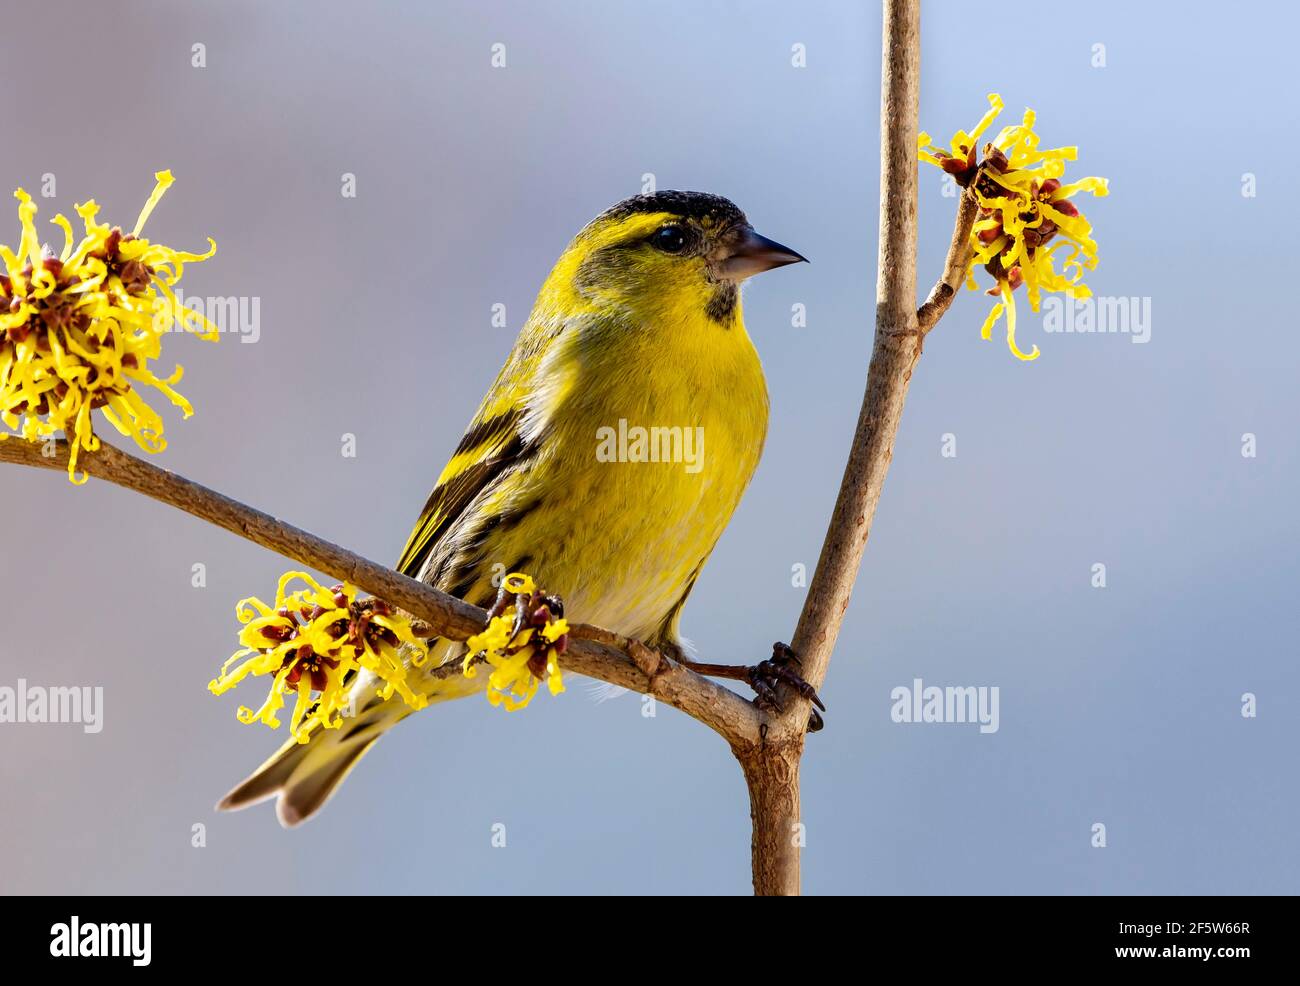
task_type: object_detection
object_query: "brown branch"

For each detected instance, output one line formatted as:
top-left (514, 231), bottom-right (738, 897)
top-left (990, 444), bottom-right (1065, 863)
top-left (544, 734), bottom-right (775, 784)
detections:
top-left (917, 189), bottom-right (978, 333)
top-left (787, 0), bottom-right (921, 702)
top-left (0, 436), bottom-right (762, 747)
top-left (741, 0), bottom-right (929, 896)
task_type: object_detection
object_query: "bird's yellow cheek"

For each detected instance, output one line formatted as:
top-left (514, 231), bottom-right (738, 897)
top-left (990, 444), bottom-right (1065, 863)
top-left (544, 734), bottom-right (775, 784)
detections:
top-left (626, 257), bottom-right (718, 326)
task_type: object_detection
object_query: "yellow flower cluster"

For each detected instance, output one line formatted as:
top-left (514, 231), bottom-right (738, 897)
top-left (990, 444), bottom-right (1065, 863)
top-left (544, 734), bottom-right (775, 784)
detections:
top-left (0, 171), bottom-right (217, 481)
top-left (209, 572), bottom-right (429, 742)
top-left (463, 572), bottom-right (569, 711)
top-left (919, 94), bottom-right (1108, 360)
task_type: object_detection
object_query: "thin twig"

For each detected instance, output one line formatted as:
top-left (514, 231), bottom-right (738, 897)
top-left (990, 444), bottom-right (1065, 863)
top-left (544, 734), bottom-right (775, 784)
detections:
top-left (784, 0), bottom-right (922, 707)
top-left (0, 436), bottom-right (763, 746)
top-left (917, 190), bottom-right (978, 333)
top-left (740, 0), bottom-right (925, 896)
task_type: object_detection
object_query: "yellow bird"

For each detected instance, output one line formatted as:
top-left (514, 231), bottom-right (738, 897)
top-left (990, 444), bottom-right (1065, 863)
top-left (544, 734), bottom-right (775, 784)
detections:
top-left (219, 191), bottom-right (811, 826)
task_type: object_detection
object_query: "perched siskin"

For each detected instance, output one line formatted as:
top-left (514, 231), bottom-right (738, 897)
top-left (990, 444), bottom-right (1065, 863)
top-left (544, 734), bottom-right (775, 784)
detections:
top-left (218, 191), bottom-right (804, 826)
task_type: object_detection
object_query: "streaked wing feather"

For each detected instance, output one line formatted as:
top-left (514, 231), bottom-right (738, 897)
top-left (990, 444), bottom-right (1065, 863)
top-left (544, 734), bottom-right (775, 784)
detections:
top-left (396, 408), bottom-right (527, 578)
top-left (397, 309), bottom-right (566, 581)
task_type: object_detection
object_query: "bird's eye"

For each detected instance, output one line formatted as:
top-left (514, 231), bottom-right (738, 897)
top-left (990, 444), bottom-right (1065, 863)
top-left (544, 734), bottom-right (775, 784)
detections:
top-left (651, 225), bottom-right (687, 254)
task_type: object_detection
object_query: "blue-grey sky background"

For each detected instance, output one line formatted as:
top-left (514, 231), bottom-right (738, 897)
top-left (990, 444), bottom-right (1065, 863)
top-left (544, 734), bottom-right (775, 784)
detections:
top-left (1, 0), bottom-right (1295, 894)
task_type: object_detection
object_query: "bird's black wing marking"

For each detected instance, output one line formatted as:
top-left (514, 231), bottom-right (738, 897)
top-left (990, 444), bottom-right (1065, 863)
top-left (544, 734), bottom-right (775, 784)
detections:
top-left (395, 408), bottom-right (536, 580)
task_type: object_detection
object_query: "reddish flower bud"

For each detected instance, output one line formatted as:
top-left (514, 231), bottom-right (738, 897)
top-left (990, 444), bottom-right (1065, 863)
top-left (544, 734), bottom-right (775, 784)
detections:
top-left (984, 145), bottom-right (1009, 172)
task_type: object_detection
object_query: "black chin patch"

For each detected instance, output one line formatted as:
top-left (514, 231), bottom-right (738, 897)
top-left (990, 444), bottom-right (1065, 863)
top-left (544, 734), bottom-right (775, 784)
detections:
top-left (706, 282), bottom-right (738, 324)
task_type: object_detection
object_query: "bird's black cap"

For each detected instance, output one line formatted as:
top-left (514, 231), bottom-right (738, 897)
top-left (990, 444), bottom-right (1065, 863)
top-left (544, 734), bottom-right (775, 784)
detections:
top-left (595, 190), bottom-right (748, 229)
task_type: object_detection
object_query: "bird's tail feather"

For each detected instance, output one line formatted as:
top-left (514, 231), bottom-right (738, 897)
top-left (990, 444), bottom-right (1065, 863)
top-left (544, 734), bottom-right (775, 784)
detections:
top-left (216, 697), bottom-right (404, 827)
top-left (217, 645), bottom-right (479, 827)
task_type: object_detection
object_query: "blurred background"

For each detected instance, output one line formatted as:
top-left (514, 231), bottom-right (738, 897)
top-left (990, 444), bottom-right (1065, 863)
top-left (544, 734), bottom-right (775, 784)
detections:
top-left (1, 0), bottom-right (1295, 895)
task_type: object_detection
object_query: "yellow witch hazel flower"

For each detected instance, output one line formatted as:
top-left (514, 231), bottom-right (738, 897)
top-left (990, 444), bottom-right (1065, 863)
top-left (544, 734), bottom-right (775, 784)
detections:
top-left (0, 171), bottom-right (218, 481)
top-left (209, 572), bottom-right (429, 742)
top-left (463, 572), bottom-right (569, 711)
top-left (919, 94), bottom-right (1109, 360)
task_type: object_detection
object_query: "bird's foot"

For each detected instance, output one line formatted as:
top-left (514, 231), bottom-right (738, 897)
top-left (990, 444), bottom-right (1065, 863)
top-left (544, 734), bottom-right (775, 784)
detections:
top-left (672, 641), bottom-right (825, 732)
top-left (748, 642), bottom-right (825, 732)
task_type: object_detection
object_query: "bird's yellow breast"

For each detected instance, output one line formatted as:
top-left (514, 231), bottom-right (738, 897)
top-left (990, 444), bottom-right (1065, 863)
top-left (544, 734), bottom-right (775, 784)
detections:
top-left (490, 294), bottom-right (768, 643)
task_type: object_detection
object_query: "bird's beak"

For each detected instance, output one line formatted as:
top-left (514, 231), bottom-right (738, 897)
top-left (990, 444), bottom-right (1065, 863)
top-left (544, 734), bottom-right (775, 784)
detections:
top-left (717, 226), bottom-right (808, 281)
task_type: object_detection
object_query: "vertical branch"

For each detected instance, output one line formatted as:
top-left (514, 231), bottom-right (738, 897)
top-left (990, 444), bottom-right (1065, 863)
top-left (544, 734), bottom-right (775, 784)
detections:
top-left (738, 740), bottom-right (802, 896)
top-left (742, 0), bottom-right (922, 896)
top-left (789, 0), bottom-right (921, 699)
